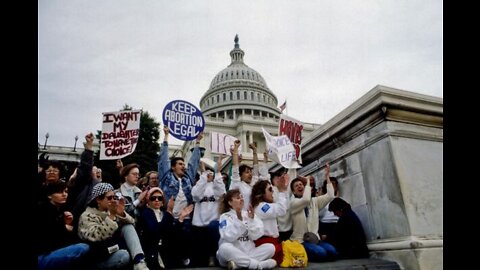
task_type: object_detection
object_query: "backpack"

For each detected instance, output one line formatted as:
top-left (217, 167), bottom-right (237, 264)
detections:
top-left (280, 240), bottom-right (308, 268)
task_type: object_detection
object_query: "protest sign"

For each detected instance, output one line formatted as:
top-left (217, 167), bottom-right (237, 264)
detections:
top-left (100, 110), bottom-right (141, 160)
top-left (278, 114), bottom-right (304, 164)
top-left (162, 100), bottom-right (204, 141)
top-left (210, 131), bottom-right (241, 156)
top-left (262, 127), bottom-right (301, 169)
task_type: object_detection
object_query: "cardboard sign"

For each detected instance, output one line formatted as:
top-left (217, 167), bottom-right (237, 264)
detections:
top-left (100, 110), bottom-right (141, 160)
top-left (210, 131), bottom-right (241, 156)
top-left (262, 127), bottom-right (301, 169)
top-left (278, 114), bottom-right (304, 164)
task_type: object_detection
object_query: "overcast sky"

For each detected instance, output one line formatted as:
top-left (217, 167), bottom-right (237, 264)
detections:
top-left (38, 0), bottom-right (442, 148)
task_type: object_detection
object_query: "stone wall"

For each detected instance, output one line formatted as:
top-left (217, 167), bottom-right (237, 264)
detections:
top-left (295, 85), bottom-right (443, 270)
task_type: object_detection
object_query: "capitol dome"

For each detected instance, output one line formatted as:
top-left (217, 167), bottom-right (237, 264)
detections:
top-left (200, 35), bottom-right (280, 120)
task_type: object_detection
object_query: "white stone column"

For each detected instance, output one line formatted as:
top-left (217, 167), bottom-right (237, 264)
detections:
top-left (233, 109), bottom-right (236, 120)
top-left (241, 131), bottom-right (247, 152)
top-left (249, 131), bottom-right (253, 144)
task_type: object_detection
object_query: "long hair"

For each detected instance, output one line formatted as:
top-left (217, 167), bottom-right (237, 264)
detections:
top-left (219, 189), bottom-right (241, 214)
top-left (250, 180), bottom-right (270, 209)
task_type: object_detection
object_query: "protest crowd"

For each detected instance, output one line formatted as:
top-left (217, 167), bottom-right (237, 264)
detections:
top-left (36, 126), bottom-right (369, 270)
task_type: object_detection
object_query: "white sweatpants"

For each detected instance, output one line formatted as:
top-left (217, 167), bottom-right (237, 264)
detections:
top-left (217, 242), bottom-right (275, 269)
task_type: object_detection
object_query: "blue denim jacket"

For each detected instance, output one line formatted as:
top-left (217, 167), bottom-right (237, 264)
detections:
top-left (158, 141), bottom-right (201, 204)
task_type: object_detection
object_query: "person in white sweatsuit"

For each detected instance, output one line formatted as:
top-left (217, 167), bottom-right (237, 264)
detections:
top-left (191, 158), bottom-right (226, 266)
top-left (251, 179), bottom-right (288, 265)
top-left (216, 189), bottom-right (277, 269)
top-left (229, 140), bottom-right (261, 211)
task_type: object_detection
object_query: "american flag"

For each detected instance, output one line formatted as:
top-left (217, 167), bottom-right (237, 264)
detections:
top-left (279, 101), bottom-right (287, 112)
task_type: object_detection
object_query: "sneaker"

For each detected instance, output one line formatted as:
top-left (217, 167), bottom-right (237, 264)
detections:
top-left (182, 258), bottom-right (190, 266)
top-left (227, 260), bottom-right (237, 270)
top-left (258, 259), bottom-right (276, 269)
top-left (133, 259), bottom-right (149, 270)
top-left (208, 256), bottom-right (216, 267)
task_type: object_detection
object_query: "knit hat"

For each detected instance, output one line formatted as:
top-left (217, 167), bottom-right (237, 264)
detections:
top-left (88, 182), bottom-right (114, 204)
top-left (146, 187), bottom-right (163, 201)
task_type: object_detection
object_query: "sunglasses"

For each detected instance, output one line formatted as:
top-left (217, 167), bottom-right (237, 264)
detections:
top-left (149, 195), bottom-right (164, 202)
top-left (105, 195), bottom-right (119, 201)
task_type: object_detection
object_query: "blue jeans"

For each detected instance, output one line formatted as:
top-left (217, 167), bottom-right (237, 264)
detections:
top-left (121, 224), bottom-right (144, 259)
top-left (303, 241), bottom-right (338, 261)
top-left (94, 224), bottom-right (144, 269)
top-left (95, 249), bottom-right (130, 269)
top-left (38, 243), bottom-right (90, 270)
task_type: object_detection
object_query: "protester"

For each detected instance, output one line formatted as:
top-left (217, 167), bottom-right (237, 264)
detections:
top-left (217, 189), bottom-right (277, 270)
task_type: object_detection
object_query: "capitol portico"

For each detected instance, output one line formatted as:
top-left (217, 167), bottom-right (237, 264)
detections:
top-left (180, 35), bottom-right (319, 167)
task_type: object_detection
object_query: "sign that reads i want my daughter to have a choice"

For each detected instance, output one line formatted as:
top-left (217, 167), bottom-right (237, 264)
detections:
top-left (162, 100), bottom-right (205, 141)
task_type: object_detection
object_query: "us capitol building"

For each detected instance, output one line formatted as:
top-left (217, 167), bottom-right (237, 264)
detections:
top-left (179, 35), bottom-right (319, 168)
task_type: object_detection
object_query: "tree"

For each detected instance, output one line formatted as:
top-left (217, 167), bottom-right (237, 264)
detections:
top-left (94, 104), bottom-right (160, 186)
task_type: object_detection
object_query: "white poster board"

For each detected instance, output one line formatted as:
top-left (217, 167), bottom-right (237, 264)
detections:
top-left (262, 127), bottom-right (301, 169)
top-left (100, 110), bottom-right (141, 160)
top-left (210, 131), bottom-right (241, 156)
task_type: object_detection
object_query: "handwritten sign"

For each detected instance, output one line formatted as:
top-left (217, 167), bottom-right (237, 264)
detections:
top-left (278, 114), bottom-right (304, 164)
top-left (100, 110), bottom-right (141, 160)
top-left (210, 131), bottom-right (241, 156)
top-left (262, 127), bottom-right (301, 169)
top-left (162, 100), bottom-right (204, 141)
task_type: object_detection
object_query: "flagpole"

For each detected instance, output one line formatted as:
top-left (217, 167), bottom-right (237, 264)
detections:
top-left (285, 98), bottom-right (288, 115)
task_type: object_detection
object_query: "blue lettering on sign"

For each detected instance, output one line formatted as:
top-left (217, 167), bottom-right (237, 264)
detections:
top-left (162, 100), bottom-right (205, 141)
top-left (261, 204), bottom-right (271, 213)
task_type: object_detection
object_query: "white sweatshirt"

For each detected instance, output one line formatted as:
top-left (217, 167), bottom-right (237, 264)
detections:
top-left (254, 191), bottom-right (288, 238)
top-left (192, 171), bottom-right (226, 226)
top-left (218, 209), bottom-right (264, 254)
top-left (290, 182), bottom-right (335, 242)
top-left (229, 164), bottom-right (260, 210)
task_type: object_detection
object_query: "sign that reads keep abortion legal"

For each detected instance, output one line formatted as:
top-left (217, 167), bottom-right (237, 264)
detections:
top-left (162, 100), bottom-right (205, 141)
top-left (100, 110), bottom-right (141, 160)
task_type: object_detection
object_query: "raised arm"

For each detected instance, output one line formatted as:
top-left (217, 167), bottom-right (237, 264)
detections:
top-left (230, 140), bottom-right (241, 187)
top-left (249, 142), bottom-right (259, 166)
top-left (258, 150), bottom-right (270, 181)
top-left (75, 133), bottom-right (94, 185)
top-left (213, 155), bottom-right (227, 197)
top-left (232, 140), bottom-right (241, 167)
top-left (186, 132), bottom-right (203, 184)
top-left (158, 126), bottom-right (171, 181)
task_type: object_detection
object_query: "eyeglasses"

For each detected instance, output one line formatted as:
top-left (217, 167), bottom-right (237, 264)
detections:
top-left (149, 176), bottom-right (158, 180)
top-left (105, 195), bottom-right (118, 201)
top-left (149, 195), bottom-right (163, 202)
top-left (46, 169), bottom-right (60, 173)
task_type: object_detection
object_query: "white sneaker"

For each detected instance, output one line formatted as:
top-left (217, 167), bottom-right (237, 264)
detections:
top-left (258, 259), bottom-right (276, 269)
top-left (133, 259), bottom-right (149, 270)
top-left (227, 260), bottom-right (237, 270)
